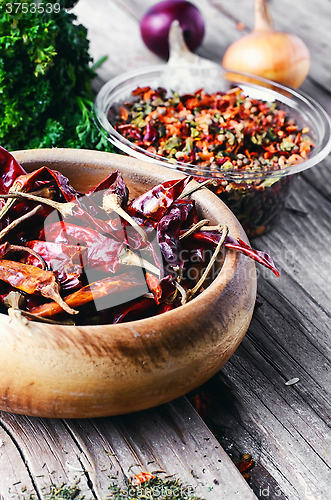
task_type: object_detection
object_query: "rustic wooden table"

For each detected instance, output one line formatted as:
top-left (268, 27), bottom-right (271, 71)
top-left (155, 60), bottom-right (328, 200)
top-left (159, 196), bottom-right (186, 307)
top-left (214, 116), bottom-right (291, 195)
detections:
top-left (1, 1), bottom-right (331, 499)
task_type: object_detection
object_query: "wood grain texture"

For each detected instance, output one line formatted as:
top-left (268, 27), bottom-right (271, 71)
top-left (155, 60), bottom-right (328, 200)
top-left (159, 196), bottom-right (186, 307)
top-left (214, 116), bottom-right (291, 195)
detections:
top-left (0, 412), bottom-right (93, 498)
top-left (78, 2), bottom-right (330, 497)
top-left (1, 1), bottom-right (331, 499)
top-left (192, 172), bottom-right (331, 500)
top-left (0, 398), bottom-right (256, 500)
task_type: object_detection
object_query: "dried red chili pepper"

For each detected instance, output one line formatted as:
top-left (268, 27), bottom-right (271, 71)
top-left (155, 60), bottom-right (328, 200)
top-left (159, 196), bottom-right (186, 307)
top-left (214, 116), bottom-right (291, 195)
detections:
top-left (0, 260), bottom-right (77, 315)
top-left (157, 199), bottom-right (195, 270)
top-left (42, 221), bottom-right (124, 274)
top-left (25, 240), bottom-right (86, 291)
top-left (107, 296), bottom-right (155, 324)
top-left (29, 271), bottom-right (147, 318)
top-left (127, 176), bottom-right (192, 226)
top-left (87, 170), bottom-right (129, 208)
top-left (0, 146), bottom-right (26, 194)
top-left (10, 167), bottom-right (79, 203)
top-left (145, 273), bottom-right (175, 304)
top-left (0, 240), bottom-right (39, 261)
top-left (0, 166), bottom-right (80, 228)
top-left (224, 235), bottom-right (280, 277)
top-left (182, 229), bottom-right (279, 276)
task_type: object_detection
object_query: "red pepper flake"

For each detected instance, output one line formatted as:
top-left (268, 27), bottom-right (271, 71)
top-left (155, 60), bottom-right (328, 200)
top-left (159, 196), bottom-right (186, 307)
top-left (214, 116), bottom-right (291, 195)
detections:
top-left (132, 471), bottom-right (155, 485)
top-left (143, 88), bottom-right (155, 101)
top-left (285, 125), bottom-right (297, 133)
top-left (112, 85), bottom-right (314, 176)
top-left (119, 106), bottom-right (129, 121)
top-left (132, 86), bottom-right (151, 96)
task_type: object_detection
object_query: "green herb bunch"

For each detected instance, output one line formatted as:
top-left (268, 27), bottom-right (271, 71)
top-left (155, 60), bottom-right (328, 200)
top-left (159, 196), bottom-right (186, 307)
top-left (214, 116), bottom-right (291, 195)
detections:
top-left (0, 0), bottom-right (114, 152)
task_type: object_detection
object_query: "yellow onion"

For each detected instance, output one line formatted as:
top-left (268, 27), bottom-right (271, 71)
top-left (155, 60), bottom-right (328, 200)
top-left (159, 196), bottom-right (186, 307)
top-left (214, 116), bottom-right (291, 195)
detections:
top-left (222, 0), bottom-right (310, 88)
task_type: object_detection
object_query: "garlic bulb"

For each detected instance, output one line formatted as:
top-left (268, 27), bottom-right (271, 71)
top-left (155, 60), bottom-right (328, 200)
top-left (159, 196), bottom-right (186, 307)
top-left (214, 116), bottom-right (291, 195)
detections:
top-left (222, 0), bottom-right (310, 88)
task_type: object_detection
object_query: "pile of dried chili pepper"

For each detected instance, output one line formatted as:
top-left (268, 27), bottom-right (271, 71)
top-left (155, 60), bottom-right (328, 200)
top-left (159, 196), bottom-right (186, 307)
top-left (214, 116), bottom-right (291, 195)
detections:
top-left (110, 86), bottom-right (314, 237)
top-left (0, 146), bottom-right (278, 326)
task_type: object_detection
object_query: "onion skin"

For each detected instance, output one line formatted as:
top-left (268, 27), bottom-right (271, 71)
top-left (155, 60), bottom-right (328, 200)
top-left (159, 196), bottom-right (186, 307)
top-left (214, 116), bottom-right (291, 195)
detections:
top-left (140, 0), bottom-right (205, 60)
top-left (222, 0), bottom-right (310, 88)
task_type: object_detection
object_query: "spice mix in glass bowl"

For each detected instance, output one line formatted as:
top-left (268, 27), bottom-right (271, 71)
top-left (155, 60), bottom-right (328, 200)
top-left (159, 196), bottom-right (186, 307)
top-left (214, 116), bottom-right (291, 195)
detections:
top-left (95, 64), bottom-right (331, 237)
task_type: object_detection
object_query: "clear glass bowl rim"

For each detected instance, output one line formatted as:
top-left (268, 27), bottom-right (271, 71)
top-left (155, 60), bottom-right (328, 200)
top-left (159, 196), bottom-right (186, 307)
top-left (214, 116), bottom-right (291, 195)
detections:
top-left (94, 63), bottom-right (331, 182)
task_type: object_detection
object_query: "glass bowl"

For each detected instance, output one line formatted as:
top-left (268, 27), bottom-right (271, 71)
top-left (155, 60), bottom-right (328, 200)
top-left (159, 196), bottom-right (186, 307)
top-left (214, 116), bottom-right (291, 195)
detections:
top-left (94, 64), bottom-right (331, 237)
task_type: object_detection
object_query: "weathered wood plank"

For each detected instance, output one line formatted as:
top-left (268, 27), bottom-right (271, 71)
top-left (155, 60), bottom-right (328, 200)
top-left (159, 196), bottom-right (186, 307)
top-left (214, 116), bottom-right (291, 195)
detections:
top-left (0, 413), bottom-right (94, 499)
top-left (258, 174), bottom-right (331, 319)
top-left (66, 397), bottom-right (257, 499)
top-left (0, 398), bottom-right (257, 500)
top-left (0, 423), bottom-right (37, 499)
top-left (191, 173), bottom-right (331, 500)
top-left (72, 0), bottom-right (159, 83)
top-left (301, 156), bottom-right (331, 205)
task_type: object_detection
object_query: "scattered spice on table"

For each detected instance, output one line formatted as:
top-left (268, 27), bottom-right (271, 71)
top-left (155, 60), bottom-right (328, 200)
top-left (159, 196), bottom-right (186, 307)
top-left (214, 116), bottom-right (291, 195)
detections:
top-left (108, 474), bottom-right (206, 500)
top-left (43, 483), bottom-right (82, 499)
top-left (0, 147), bottom-right (278, 325)
top-left (19, 474), bottom-right (208, 499)
top-left (193, 391), bottom-right (213, 420)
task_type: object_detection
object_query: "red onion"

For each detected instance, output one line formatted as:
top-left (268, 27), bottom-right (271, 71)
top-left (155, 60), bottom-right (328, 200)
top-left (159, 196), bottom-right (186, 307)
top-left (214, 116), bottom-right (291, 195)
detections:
top-left (140, 0), bottom-right (205, 60)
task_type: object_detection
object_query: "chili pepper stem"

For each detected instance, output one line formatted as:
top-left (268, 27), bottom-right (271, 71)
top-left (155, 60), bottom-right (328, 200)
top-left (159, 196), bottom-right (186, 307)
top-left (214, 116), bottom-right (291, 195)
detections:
top-left (103, 194), bottom-right (148, 242)
top-left (4, 291), bottom-right (25, 310)
top-left (165, 287), bottom-right (178, 304)
top-left (29, 185), bottom-right (57, 199)
top-left (0, 183), bottom-right (27, 222)
top-left (0, 193), bottom-right (76, 218)
top-left (41, 284), bottom-right (79, 315)
top-left (197, 225), bottom-right (224, 231)
top-left (179, 219), bottom-right (210, 240)
top-left (0, 204), bottom-right (42, 242)
top-left (15, 310), bottom-right (76, 325)
top-left (5, 290), bottom-right (75, 325)
top-left (0, 242), bottom-right (47, 270)
top-left (173, 179), bottom-right (217, 200)
top-left (119, 247), bottom-right (160, 276)
top-left (187, 225), bottom-right (228, 301)
top-left (174, 281), bottom-right (187, 305)
top-left (7, 307), bottom-right (75, 326)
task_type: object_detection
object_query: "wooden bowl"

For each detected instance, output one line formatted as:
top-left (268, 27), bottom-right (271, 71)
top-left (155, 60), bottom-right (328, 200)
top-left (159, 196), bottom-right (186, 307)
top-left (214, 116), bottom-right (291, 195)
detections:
top-left (0, 149), bottom-right (257, 418)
